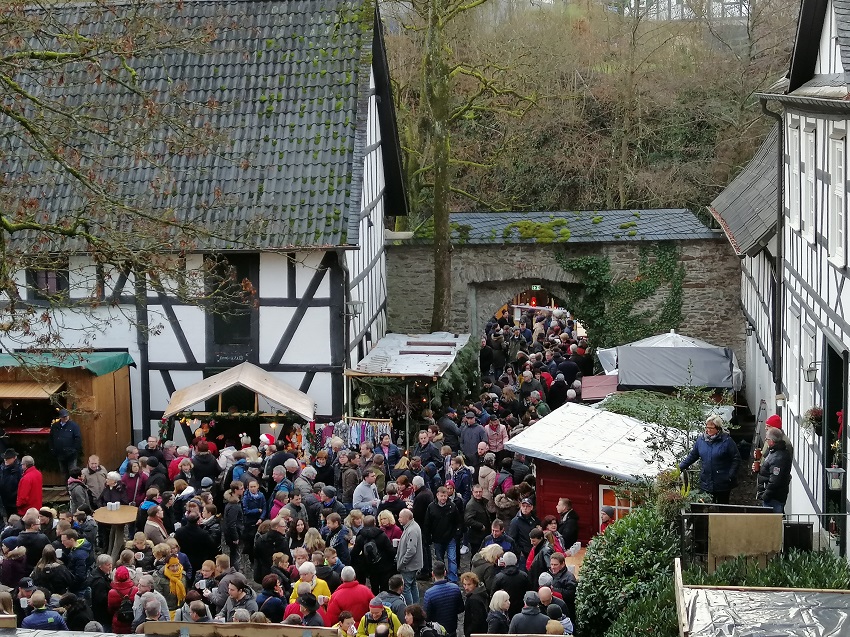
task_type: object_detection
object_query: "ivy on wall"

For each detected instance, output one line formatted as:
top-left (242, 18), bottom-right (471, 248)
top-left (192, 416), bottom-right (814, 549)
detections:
top-left (555, 242), bottom-right (685, 349)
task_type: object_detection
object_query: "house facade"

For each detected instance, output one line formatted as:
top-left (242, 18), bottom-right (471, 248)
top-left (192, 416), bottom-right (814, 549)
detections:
top-left (2, 0), bottom-right (406, 440)
top-left (712, 0), bottom-right (850, 538)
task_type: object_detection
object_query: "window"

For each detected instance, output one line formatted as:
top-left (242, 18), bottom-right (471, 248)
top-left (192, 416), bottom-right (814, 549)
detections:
top-left (803, 126), bottom-right (816, 241)
top-left (830, 133), bottom-right (846, 266)
top-left (600, 485), bottom-right (633, 530)
top-left (208, 254), bottom-right (258, 345)
top-left (789, 126), bottom-right (801, 230)
top-left (788, 307), bottom-right (801, 412)
top-left (26, 265), bottom-right (69, 301)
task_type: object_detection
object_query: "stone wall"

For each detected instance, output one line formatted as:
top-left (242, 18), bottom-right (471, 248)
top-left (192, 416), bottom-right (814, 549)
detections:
top-left (385, 238), bottom-right (746, 367)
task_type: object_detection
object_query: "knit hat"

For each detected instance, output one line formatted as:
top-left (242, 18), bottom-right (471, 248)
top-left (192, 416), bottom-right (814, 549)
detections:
top-left (2, 537), bottom-right (17, 550)
top-left (322, 486), bottom-right (337, 499)
top-left (765, 414), bottom-right (782, 429)
top-left (547, 604), bottom-right (564, 620)
top-left (146, 457), bottom-right (159, 468)
top-left (601, 505), bottom-right (615, 517)
top-left (523, 591), bottom-right (540, 606)
top-left (369, 598), bottom-right (385, 608)
top-left (114, 566), bottom-right (131, 582)
top-left (201, 477), bottom-right (214, 488)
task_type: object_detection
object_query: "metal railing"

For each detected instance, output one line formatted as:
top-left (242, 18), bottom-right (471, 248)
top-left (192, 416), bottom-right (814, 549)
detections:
top-left (679, 508), bottom-right (850, 569)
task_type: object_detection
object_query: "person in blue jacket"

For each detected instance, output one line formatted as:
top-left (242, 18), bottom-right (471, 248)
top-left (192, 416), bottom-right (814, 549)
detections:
top-left (679, 415), bottom-right (741, 504)
top-left (21, 590), bottom-right (68, 630)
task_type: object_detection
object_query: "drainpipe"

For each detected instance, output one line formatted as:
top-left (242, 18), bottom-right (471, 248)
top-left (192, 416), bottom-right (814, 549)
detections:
top-left (760, 98), bottom-right (784, 398)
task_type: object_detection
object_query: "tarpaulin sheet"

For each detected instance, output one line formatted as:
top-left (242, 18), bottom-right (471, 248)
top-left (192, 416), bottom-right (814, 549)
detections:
top-left (684, 588), bottom-right (850, 636)
top-left (617, 346), bottom-right (735, 390)
top-left (0, 352), bottom-right (135, 376)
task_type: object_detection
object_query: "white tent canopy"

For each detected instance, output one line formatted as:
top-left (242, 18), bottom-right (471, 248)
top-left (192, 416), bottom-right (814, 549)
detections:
top-left (597, 330), bottom-right (743, 391)
top-left (505, 402), bottom-right (684, 481)
top-left (163, 362), bottom-right (315, 421)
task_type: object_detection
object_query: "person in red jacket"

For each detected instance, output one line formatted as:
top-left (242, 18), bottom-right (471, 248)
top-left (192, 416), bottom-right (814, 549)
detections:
top-left (16, 456), bottom-right (42, 516)
top-left (107, 566), bottom-right (138, 634)
top-left (324, 566), bottom-right (375, 625)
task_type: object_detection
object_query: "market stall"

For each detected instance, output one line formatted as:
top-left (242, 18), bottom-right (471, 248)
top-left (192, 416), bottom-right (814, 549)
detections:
top-left (0, 351), bottom-right (135, 485)
top-left (344, 332), bottom-right (477, 448)
top-left (162, 362), bottom-right (316, 450)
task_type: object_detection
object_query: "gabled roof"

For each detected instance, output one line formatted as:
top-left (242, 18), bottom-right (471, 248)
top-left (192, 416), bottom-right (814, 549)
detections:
top-left (409, 209), bottom-right (718, 245)
top-left (504, 402), bottom-right (682, 482)
top-left (3, 0), bottom-right (405, 251)
top-left (708, 126), bottom-right (777, 257)
top-left (163, 362), bottom-right (315, 420)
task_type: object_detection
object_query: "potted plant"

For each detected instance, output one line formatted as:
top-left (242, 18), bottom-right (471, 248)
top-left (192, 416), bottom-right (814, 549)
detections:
top-left (803, 407), bottom-right (824, 436)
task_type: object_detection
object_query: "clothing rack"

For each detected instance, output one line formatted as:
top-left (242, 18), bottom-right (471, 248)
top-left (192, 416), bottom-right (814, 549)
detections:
top-left (321, 416), bottom-right (393, 448)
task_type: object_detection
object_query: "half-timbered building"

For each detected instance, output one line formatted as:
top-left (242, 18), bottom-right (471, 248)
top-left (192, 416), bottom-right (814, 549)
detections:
top-left (713, 0), bottom-right (850, 534)
top-left (4, 0), bottom-right (407, 439)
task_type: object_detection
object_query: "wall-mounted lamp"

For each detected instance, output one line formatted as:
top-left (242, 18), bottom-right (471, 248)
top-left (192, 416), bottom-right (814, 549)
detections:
top-left (827, 466), bottom-right (846, 491)
top-left (342, 300), bottom-right (364, 318)
top-left (804, 361), bottom-right (822, 383)
top-left (745, 324), bottom-right (754, 336)
top-left (775, 393), bottom-right (786, 408)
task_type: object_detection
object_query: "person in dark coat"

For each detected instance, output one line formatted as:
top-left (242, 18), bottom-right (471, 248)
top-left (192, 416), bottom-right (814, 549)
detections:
top-left (508, 591), bottom-right (549, 634)
top-left (350, 516), bottom-right (395, 594)
top-left (556, 498), bottom-right (579, 549)
top-left (679, 416), bottom-right (741, 504)
top-left (174, 513), bottom-right (217, 573)
top-left (191, 443), bottom-right (221, 484)
top-left (491, 552), bottom-right (529, 618)
top-left (88, 554), bottom-right (114, 630)
top-left (60, 592), bottom-right (94, 631)
top-left (461, 572), bottom-right (489, 637)
top-left (49, 409), bottom-right (82, 477)
top-left (546, 375), bottom-right (569, 411)
top-left (0, 449), bottom-right (21, 522)
top-left (312, 451), bottom-right (335, 488)
top-left (548, 553), bottom-right (578, 622)
top-left (253, 518), bottom-right (289, 584)
top-left (487, 590), bottom-right (511, 634)
top-left (145, 458), bottom-right (170, 494)
top-left (526, 530), bottom-right (553, 587)
top-left (755, 428), bottom-right (793, 513)
top-left (464, 485), bottom-right (492, 554)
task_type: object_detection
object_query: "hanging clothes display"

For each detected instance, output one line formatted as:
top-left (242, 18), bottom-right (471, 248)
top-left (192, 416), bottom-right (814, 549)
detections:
top-left (321, 417), bottom-right (393, 448)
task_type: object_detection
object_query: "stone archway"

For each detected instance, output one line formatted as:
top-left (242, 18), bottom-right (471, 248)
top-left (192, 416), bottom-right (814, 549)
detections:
top-left (461, 260), bottom-right (582, 339)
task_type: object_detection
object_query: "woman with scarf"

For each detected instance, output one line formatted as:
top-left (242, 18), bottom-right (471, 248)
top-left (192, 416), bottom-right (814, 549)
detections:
top-left (144, 505), bottom-right (169, 545)
top-left (679, 415), bottom-right (741, 505)
top-left (155, 556), bottom-right (188, 614)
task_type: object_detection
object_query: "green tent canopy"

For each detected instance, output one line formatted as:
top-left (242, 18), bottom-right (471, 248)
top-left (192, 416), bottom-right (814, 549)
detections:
top-left (0, 352), bottom-right (136, 376)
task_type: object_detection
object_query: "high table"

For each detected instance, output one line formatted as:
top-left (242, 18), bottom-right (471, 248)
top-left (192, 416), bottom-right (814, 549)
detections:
top-left (93, 505), bottom-right (138, 562)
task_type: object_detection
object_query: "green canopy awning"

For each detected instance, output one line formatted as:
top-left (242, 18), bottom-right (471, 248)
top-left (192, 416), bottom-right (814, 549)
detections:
top-left (0, 352), bottom-right (136, 376)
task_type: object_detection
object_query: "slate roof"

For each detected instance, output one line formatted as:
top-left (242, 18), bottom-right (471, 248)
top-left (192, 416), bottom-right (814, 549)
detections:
top-left (410, 209), bottom-right (717, 245)
top-left (834, 0), bottom-right (850, 73)
top-left (708, 126), bottom-right (778, 257)
top-left (2, 0), bottom-right (399, 251)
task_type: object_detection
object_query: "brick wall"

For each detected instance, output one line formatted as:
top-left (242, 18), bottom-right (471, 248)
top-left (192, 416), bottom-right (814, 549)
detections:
top-left (385, 239), bottom-right (746, 367)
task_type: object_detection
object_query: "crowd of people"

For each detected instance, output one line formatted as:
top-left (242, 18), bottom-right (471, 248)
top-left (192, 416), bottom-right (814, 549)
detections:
top-left (0, 308), bottom-right (591, 636)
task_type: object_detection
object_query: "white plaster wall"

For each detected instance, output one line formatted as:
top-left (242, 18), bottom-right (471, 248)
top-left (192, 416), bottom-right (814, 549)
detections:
top-left (260, 253), bottom-right (289, 298)
top-left (817, 0), bottom-right (845, 75)
top-left (258, 306), bottom-right (332, 365)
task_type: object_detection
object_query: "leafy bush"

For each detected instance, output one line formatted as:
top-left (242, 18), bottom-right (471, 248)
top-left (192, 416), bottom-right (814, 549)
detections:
top-left (687, 550), bottom-right (850, 589)
top-left (576, 507), bottom-right (678, 637)
top-left (605, 574), bottom-right (678, 637)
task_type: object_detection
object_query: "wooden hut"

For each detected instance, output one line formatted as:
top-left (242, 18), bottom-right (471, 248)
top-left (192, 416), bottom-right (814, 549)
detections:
top-left (0, 352), bottom-right (134, 485)
top-left (505, 402), bottom-right (683, 545)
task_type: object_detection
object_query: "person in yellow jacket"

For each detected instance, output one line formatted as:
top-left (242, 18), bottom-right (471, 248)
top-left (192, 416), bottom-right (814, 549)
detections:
top-left (357, 598), bottom-right (402, 637)
top-left (288, 561), bottom-right (332, 602)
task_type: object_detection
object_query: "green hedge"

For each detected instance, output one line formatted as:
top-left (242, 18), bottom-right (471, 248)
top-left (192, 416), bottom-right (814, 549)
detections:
top-left (576, 507), bottom-right (679, 637)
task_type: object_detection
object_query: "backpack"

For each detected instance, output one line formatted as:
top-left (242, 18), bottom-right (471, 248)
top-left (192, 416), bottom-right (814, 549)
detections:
top-left (364, 538), bottom-right (382, 564)
top-left (116, 595), bottom-right (134, 624)
top-left (425, 621), bottom-right (448, 637)
top-left (232, 464), bottom-right (246, 482)
top-left (493, 472), bottom-right (509, 496)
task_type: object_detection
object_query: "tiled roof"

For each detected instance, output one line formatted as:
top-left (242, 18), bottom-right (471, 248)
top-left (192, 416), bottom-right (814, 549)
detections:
top-left (708, 126), bottom-right (777, 257)
top-left (833, 0), bottom-right (850, 74)
top-left (411, 209), bottom-right (718, 244)
top-left (3, 0), bottom-right (381, 250)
